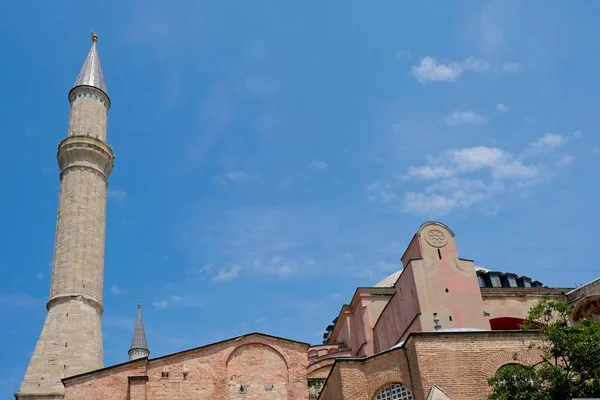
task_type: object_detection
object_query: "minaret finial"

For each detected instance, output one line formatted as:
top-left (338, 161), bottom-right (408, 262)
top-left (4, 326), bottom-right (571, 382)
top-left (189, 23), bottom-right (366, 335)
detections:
top-left (91, 30), bottom-right (98, 43)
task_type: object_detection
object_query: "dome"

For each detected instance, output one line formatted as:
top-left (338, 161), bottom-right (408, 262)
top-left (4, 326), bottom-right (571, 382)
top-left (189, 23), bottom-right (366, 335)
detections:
top-left (374, 270), bottom-right (403, 287)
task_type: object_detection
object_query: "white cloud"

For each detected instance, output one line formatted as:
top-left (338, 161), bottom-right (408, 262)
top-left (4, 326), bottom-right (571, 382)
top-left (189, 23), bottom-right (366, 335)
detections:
top-left (110, 285), bottom-right (122, 295)
top-left (411, 56), bottom-right (490, 84)
top-left (152, 300), bottom-right (169, 310)
top-left (452, 146), bottom-right (506, 172)
top-left (556, 155), bottom-right (575, 168)
top-left (370, 133), bottom-right (574, 216)
top-left (403, 178), bottom-right (504, 216)
top-left (213, 265), bottom-right (241, 282)
top-left (572, 131), bottom-right (582, 138)
top-left (497, 103), bottom-right (508, 113)
top-left (225, 170), bottom-right (250, 180)
top-left (502, 62), bottom-right (521, 73)
top-left (153, 295), bottom-right (205, 310)
top-left (364, 181), bottom-right (399, 204)
top-left (411, 57), bottom-right (462, 83)
top-left (215, 170), bottom-right (255, 185)
top-left (444, 110), bottom-right (487, 126)
top-left (108, 189), bottom-right (127, 202)
top-left (461, 57), bottom-right (491, 72)
top-left (308, 160), bottom-right (328, 170)
top-left (406, 165), bottom-right (455, 180)
top-left (527, 134), bottom-right (568, 153)
top-left (36, 273), bottom-right (44, 280)
top-left (181, 205), bottom-right (377, 283)
top-left (491, 161), bottom-right (538, 180)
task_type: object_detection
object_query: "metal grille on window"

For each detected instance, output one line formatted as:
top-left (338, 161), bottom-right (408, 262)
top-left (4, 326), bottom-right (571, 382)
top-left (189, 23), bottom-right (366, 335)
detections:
top-left (375, 383), bottom-right (414, 400)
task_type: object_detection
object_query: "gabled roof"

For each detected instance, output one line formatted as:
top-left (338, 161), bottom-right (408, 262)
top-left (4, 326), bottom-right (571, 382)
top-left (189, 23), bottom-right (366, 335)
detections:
top-left (426, 384), bottom-right (453, 400)
top-left (62, 332), bottom-right (309, 383)
top-left (150, 332), bottom-right (310, 362)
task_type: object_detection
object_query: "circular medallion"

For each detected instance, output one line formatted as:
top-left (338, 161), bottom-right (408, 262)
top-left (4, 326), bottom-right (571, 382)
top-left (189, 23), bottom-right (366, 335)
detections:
top-left (425, 228), bottom-right (447, 247)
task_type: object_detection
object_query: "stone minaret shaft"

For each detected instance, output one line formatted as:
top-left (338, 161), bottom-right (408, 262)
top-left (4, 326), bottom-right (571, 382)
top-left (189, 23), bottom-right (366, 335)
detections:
top-left (16, 33), bottom-right (114, 400)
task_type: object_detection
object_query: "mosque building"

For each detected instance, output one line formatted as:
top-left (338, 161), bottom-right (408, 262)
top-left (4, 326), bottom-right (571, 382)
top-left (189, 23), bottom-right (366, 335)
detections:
top-left (15, 34), bottom-right (600, 400)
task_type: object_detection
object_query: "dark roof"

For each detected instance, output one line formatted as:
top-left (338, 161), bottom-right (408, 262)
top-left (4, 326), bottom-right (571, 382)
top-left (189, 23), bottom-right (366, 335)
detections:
top-left (129, 304), bottom-right (148, 352)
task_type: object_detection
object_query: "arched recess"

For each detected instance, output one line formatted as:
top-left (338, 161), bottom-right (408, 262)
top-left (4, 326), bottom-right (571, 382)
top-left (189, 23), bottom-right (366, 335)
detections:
top-left (572, 296), bottom-right (600, 323)
top-left (373, 383), bottom-right (414, 400)
top-left (489, 317), bottom-right (525, 330)
top-left (481, 351), bottom-right (539, 377)
top-left (226, 343), bottom-right (289, 385)
top-left (308, 358), bottom-right (336, 377)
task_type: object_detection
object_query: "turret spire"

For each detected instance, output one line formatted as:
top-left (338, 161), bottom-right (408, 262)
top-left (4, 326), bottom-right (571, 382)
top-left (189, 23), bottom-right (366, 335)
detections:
top-left (129, 303), bottom-right (150, 360)
top-left (71, 31), bottom-right (108, 97)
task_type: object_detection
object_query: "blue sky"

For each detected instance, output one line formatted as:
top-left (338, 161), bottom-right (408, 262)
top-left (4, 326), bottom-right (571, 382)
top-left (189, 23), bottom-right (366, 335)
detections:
top-left (1, 0), bottom-right (600, 396)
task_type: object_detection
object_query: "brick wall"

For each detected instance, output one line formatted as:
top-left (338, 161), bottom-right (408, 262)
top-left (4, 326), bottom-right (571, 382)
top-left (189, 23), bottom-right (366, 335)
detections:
top-left (320, 351), bottom-right (415, 400)
top-left (63, 359), bottom-right (146, 400)
top-left (319, 365), bottom-right (343, 400)
top-left (63, 333), bottom-right (309, 400)
top-left (320, 331), bottom-right (543, 400)
top-left (409, 332), bottom-right (542, 400)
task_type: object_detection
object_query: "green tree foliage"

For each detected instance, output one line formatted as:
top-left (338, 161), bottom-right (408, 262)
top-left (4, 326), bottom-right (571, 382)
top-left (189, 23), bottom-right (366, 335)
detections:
top-left (488, 295), bottom-right (600, 400)
top-left (487, 364), bottom-right (545, 400)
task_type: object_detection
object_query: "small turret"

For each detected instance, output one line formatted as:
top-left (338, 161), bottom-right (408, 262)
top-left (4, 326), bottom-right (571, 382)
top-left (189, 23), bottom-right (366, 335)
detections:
top-left (129, 303), bottom-right (150, 361)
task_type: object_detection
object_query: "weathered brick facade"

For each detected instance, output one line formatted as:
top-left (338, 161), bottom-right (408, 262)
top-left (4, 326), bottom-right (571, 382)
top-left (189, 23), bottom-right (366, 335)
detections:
top-left (318, 331), bottom-right (543, 400)
top-left (62, 333), bottom-right (309, 400)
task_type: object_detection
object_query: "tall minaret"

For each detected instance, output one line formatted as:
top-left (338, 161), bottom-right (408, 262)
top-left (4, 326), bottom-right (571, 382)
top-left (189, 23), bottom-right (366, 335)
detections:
top-left (16, 33), bottom-right (114, 400)
top-left (128, 303), bottom-right (150, 360)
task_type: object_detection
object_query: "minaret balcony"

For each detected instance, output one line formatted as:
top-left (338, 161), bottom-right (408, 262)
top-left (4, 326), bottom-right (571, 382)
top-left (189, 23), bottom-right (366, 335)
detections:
top-left (57, 135), bottom-right (115, 180)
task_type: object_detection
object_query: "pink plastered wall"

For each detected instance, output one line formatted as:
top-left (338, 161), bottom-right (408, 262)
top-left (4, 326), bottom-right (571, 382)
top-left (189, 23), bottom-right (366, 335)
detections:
top-left (373, 263), bottom-right (422, 353)
top-left (401, 236), bottom-right (422, 267)
top-left (411, 224), bottom-right (490, 331)
top-left (328, 291), bottom-right (394, 356)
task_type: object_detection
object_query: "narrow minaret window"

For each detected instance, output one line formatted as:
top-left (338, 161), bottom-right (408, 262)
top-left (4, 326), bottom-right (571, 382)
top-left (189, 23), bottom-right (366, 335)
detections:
top-left (129, 303), bottom-right (150, 361)
top-left (16, 32), bottom-right (114, 399)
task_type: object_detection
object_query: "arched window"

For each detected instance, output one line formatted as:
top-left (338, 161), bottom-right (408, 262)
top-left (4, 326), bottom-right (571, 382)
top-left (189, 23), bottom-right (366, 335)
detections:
top-left (374, 383), bottom-right (414, 400)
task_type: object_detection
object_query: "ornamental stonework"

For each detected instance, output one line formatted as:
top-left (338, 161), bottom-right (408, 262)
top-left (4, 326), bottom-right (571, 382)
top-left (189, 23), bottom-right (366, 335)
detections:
top-left (425, 228), bottom-right (448, 248)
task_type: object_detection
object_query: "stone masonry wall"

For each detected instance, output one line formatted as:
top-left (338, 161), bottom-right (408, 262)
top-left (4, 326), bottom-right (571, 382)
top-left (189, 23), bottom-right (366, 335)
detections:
top-left (68, 87), bottom-right (109, 142)
top-left (19, 299), bottom-right (104, 396)
top-left (17, 84), bottom-right (113, 399)
top-left (49, 166), bottom-right (107, 304)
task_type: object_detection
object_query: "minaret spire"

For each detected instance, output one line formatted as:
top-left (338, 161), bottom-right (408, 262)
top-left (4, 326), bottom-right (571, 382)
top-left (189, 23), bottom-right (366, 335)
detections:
top-left (16, 33), bottom-right (115, 399)
top-left (129, 303), bottom-right (150, 360)
top-left (71, 31), bottom-right (108, 100)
